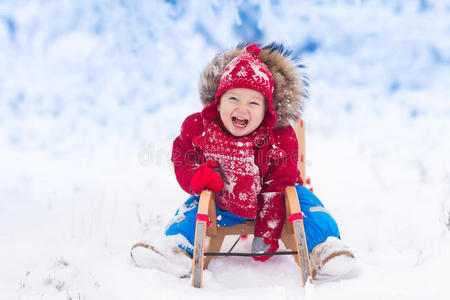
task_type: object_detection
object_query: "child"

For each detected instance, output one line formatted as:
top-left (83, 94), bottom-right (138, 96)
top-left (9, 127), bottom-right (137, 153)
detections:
top-left (132, 43), bottom-right (355, 278)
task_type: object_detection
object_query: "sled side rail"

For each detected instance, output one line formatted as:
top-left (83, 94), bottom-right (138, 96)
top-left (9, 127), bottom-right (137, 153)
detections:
top-left (285, 186), bottom-right (313, 286)
top-left (192, 190), bottom-right (214, 288)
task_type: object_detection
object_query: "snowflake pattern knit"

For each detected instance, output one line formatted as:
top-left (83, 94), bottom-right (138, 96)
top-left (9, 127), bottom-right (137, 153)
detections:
top-left (193, 120), bottom-right (267, 219)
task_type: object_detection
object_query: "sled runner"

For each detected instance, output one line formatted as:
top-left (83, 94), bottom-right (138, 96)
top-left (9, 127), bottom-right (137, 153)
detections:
top-left (191, 120), bottom-right (313, 288)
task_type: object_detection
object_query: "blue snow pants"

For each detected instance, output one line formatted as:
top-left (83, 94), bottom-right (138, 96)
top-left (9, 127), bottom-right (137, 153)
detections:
top-left (165, 185), bottom-right (340, 254)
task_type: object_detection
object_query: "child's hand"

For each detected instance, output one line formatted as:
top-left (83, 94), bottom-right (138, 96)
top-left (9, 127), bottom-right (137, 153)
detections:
top-left (251, 237), bottom-right (279, 262)
top-left (190, 161), bottom-right (224, 194)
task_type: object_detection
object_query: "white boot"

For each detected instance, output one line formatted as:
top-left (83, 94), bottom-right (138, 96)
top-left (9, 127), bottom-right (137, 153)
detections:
top-left (310, 237), bottom-right (356, 278)
top-left (130, 239), bottom-right (192, 278)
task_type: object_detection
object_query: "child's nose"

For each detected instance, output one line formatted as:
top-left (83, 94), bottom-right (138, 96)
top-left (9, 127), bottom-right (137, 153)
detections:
top-left (236, 103), bottom-right (249, 113)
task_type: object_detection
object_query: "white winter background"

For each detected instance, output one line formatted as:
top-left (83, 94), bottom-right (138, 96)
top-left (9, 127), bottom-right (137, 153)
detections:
top-left (1, 0), bottom-right (449, 299)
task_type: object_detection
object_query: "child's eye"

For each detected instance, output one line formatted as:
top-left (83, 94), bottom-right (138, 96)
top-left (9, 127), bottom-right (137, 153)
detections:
top-left (229, 97), bottom-right (239, 101)
top-left (250, 101), bottom-right (260, 106)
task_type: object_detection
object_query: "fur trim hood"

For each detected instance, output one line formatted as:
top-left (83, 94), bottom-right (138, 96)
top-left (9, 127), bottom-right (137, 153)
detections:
top-left (199, 43), bottom-right (308, 128)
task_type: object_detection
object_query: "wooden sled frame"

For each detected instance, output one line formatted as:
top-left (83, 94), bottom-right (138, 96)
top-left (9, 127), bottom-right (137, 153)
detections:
top-left (191, 120), bottom-right (313, 288)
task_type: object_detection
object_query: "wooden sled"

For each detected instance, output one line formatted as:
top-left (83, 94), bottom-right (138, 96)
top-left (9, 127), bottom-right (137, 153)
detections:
top-left (191, 120), bottom-right (313, 288)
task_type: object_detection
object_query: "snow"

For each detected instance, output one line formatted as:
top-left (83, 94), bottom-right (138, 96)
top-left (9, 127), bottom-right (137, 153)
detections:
top-left (1, 0), bottom-right (450, 299)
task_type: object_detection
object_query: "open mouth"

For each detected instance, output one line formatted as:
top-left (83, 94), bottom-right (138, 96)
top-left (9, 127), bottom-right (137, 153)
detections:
top-left (232, 116), bottom-right (248, 128)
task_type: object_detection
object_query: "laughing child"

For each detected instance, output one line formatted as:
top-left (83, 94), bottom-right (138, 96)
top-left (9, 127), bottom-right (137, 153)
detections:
top-left (132, 43), bottom-right (356, 278)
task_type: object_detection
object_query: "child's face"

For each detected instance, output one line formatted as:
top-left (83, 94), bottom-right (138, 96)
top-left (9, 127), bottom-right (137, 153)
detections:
top-left (217, 88), bottom-right (266, 137)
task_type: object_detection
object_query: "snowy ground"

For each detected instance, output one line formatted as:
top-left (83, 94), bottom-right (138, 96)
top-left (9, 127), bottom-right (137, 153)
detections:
top-left (1, 1), bottom-right (450, 299)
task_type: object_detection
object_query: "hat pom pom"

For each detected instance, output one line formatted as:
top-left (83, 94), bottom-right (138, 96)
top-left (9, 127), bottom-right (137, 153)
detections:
top-left (246, 44), bottom-right (261, 57)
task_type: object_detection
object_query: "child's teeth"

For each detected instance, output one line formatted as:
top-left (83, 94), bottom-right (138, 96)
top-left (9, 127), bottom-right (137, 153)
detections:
top-left (233, 117), bottom-right (247, 127)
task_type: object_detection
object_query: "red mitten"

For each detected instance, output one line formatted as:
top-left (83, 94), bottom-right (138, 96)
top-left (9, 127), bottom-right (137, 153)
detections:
top-left (252, 238), bottom-right (279, 262)
top-left (190, 161), bottom-right (224, 194)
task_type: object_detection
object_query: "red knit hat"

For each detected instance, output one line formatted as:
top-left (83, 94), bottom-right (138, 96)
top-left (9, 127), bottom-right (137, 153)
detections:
top-left (215, 44), bottom-right (274, 103)
top-left (202, 44), bottom-right (278, 129)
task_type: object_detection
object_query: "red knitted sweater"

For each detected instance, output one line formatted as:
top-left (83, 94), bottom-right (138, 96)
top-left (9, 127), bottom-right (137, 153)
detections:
top-left (171, 112), bottom-right (301, 240)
